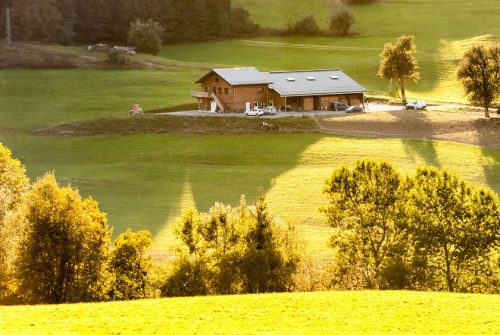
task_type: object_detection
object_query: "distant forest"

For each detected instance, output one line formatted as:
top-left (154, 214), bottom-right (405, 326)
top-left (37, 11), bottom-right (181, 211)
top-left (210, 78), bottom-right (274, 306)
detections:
top-left (0, 0), bottom-right (259, 44)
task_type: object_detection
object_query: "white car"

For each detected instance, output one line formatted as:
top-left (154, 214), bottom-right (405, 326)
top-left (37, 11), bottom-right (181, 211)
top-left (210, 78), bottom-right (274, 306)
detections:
top-left (244, 108), bottom-right (264, 116)
top-left (262, 106), bottom-right (277, 115)
top-left (405, 100), bottom-right (426, 110)
top-left (346, 105), bottom-right (364, 113)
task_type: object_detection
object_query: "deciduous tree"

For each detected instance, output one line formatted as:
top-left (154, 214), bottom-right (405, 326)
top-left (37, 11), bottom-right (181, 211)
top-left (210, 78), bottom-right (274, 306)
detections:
top-left (321, 160), bottom-right (406, 289)
top-left (16, 173), bottom-right (111, 304)
top-left (127, 19), bottom-right (164, 55)
top-left (0, 144), bottom-right (29, 302)
top-left (378, 35), bottom-right (420, 104)
top-left (403, 167), bottom-right (500, 293)
top-left (457, 44), bottom-right (500, 118)
top-left (108, 229), bottom-right (153, 300)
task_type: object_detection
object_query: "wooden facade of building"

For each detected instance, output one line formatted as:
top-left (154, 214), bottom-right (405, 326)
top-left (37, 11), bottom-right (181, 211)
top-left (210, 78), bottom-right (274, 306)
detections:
top-left (192, 68), bottom-right (367, 113)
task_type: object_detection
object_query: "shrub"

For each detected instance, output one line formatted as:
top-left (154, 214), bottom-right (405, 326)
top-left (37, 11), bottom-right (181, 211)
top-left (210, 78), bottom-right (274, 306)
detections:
top-left (288, 15), bottom-right (321, 36)
top-left (127, 19), bottom-right (164, 55)
top-left (329, 10), bottom-right (355, 36)
top-left (108, 230), bottom-right (153, 300)
top-left (107, 48), bottom-right (128, 66)
top-left (162, 195), bottom-right (301, 297)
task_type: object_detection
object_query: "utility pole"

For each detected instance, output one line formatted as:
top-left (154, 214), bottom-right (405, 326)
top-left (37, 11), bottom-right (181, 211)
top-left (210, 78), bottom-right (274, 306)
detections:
top-left (5, 7), bottom-right (12, 45)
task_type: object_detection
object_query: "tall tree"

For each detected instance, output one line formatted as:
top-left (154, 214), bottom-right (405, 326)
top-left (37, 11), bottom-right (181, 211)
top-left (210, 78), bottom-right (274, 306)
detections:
top-left (378, 35), bottom-right (420, 104)
top-left (12, 0), bottom-right (66, 42)
top-left (457, 44), bottom-right (500, 118)
top-left (321, 160), bottom-right (406, 289)
top-left (0, 144), bottom-right (29, 302)
top-left (17, 173), bottom-right (111, 304)
top-left (403, 167), bottom-right (500, 293)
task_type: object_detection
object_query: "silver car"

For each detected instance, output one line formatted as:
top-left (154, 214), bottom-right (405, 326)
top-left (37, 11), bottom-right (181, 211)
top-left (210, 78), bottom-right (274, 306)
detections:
top-left (262, 106), bottom-right (277, 115)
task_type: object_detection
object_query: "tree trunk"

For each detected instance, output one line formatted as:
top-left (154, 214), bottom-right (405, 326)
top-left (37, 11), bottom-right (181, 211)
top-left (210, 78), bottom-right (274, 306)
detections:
top-left (400, 78), bottom-right (406, 104)
top-left (484, 106), bottom-right (490, 118)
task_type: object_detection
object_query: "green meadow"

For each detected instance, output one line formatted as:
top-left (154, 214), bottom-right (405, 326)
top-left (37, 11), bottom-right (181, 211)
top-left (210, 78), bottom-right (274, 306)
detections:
top-left (1, 291), bottom-right (499, 334)
top-left (1, 0), bottom-right (499, 258)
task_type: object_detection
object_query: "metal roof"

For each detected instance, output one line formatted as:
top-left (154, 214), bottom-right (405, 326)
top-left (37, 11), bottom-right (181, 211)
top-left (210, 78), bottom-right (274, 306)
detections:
top-left (266, 69), bottom-right (367, 97)
top-left (196, 67), bottom-right (272, 86)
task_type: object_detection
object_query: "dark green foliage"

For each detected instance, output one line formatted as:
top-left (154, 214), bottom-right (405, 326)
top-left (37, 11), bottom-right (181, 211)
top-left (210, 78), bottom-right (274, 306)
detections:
top-left (108, 230), bottom-right (153, 300)
top-left (403, 167), bottom-right (500, 293)
top-left (16, 173), bottom-right (111, 304)
top-left (163, 195), bottom-right (300, 297)
top-left (127, 19), bottom-right (163, 55)
top-left (13, 0), bottom-right (258, 44)
top-left (322, 160), bottom-right (500, 293)
top-left (321, 161), bottom-right (405, 289)
top-left (329, 10), bottom-right (355, 36)
top-left (287, 15), bottom-right (321, 36)
top-left (457, 44), bottom-right (500, 118)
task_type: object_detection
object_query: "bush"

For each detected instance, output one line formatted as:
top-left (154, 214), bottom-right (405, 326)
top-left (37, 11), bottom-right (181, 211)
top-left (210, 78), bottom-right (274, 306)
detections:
top-left (127, 19), bottom-right (164, 55)
top-left (162, 195), bottom-right (301, 297)
top-left (107, 48), bottom-right (128, 66)
top-left (329, 10), bottom-right (355, 36)
top-left (288, 15), bottom-right (321, 36)
top-left (108, 230), bottom-right (153, 300)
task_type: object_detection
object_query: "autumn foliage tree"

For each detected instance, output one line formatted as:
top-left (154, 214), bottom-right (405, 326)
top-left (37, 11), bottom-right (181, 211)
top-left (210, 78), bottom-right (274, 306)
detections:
top-left (378, 35), bottom-right (420, 104)
top-left (0, 144), bottom-right (30, 302)
top-left (16, 173), bottom-right (111, 304)
top-left (457, 44), bottom-right (500, 118)
top-left (108, 230), bottom-right (153, 300)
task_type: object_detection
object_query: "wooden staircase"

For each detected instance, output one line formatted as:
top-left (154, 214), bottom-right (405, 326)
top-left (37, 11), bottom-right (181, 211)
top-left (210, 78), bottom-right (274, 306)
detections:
top-left (191, 91), bottom-right (225, 112)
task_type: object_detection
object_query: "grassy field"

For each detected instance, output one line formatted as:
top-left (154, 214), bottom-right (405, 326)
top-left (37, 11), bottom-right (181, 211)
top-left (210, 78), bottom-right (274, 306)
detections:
top-left (1, 291), bottom-right (498, 334)
top-left (162, 0), bottom-right (500, 103)
top-left (1, 0), bottom-right (499, 258)
top-left (3, 127), bottom-right (499, 259)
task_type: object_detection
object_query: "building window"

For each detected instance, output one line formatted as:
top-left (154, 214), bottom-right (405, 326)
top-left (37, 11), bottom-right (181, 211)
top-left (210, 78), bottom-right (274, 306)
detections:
top-left (218, 87), bottom-right (222, 94)
top-left (204, 86), bottom-right (208, 92)
top-left (213, 87), bottom-right (216, 93)
top-left (254, 102), bottom-right (259, 108)
top-left (224, 88), bottom-right (229, 94)
top-left (215, 77), bottom-right (219, 82)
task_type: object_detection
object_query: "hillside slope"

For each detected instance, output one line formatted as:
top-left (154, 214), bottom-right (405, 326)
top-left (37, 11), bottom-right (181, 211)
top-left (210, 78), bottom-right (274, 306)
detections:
top-left (1, 291), bottom-right (499, 334)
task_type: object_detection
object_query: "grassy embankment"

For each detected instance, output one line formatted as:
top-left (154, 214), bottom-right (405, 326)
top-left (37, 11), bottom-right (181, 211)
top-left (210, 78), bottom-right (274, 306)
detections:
top-left (1, 291), bottom-right (499, 334)
top-left (1, 0), bottom-right (499, 258)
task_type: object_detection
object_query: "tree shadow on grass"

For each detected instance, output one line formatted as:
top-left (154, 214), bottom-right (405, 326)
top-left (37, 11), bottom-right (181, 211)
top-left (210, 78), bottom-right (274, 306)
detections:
top-left (476, 118), bottom-right (500, 195)
top-left (387, 110), bottom-right (441, 168)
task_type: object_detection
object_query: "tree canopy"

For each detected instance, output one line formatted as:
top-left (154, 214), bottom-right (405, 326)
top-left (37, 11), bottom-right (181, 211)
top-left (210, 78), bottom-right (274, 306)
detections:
top-left (378, 35), bottom-right (420, 104)
top-left (16, 173), bottom-right (112, 304)
top-left (322, 160), bottom-right (500, 292)
top-left (457, 44), bottom-right (500, 118)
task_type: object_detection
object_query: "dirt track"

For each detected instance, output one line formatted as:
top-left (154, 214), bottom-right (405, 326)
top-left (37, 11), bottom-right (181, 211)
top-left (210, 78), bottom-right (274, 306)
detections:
top-left (314, 109), bottom-right (500, 148)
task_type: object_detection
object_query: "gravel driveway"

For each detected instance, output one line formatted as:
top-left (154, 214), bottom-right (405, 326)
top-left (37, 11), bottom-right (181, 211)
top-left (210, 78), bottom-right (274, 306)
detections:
top-left (160, 103), bottom-right (471, 118)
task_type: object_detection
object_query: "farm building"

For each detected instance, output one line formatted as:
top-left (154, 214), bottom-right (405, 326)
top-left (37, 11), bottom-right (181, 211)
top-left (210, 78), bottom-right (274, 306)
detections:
top-left (192, 67), bottom-right (367, 113)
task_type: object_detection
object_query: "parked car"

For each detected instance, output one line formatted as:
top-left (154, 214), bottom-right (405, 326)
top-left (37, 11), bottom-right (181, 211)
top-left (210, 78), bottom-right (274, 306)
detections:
top-left (262, 106), bottom-right (277, 115)
top-left (330, 102), bottom-right (349, 111)
top-left (244, 108), bottom-right (264, 116)
top-left (405, 100), bottom-right (426, 110)
top-left (346, 105), bottom-right (364, 113)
